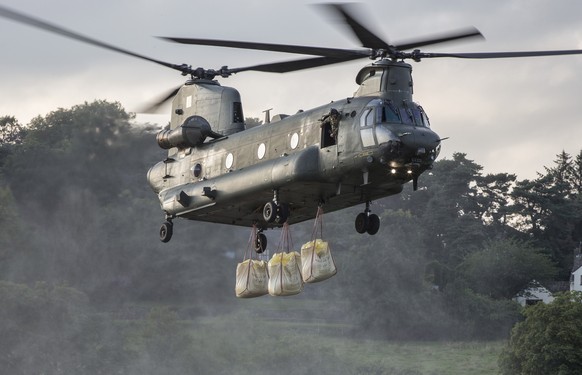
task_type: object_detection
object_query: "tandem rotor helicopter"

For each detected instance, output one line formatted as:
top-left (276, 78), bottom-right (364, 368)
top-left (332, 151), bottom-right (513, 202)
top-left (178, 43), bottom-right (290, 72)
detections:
top-left (3, 4), bottom-right (582, 248)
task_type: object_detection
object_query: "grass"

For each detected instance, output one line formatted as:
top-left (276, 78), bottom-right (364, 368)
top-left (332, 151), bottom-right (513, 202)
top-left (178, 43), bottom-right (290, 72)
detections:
top-left (329, 339), bottom-right (503, 375)
top-left (191, 309), bottom-right (505, 375)
top-left (120, 299), bottom-right (506, 374)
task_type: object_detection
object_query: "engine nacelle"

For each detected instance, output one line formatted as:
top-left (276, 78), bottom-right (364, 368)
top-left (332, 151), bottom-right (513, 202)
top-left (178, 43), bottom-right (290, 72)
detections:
top-left (156, 116), bottom-right (222, 149)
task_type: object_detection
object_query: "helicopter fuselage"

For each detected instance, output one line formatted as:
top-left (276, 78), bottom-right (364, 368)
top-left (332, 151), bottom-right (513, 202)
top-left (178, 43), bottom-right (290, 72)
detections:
top-left (147, 61), bottom-right (441, 230)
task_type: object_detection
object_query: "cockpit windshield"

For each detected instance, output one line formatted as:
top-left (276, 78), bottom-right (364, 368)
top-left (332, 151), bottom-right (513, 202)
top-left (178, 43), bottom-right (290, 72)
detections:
top-left (380, 100), bottom-right (430, 128)
top-left (363, 98), bottom-right (431, 130)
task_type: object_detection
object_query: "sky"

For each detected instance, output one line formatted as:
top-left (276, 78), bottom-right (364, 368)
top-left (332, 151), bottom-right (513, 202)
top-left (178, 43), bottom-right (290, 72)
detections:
top-left (1, 0), bottom-right (581, 180)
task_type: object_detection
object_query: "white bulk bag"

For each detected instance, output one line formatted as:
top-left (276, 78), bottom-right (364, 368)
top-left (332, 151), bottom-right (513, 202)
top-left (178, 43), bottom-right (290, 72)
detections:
top-left (268, 251), bottom-right (303, 296)
top-left (301, 239), bottom-right (337, 283)
top-left (235, 259), bottom-right (269, 298)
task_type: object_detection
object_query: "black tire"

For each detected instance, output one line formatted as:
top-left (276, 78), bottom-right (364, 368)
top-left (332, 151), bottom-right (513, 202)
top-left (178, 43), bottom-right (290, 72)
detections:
top-left (367, 214), bottom-right (380, 235)
top-left (355, 212), bottom-right (369, 234)
top-left (160, 221), bottom-right (173, 243)
top-left (263, 201), bottom-right (277, 223)
top-left (255, 233), bottom-right (267, 254)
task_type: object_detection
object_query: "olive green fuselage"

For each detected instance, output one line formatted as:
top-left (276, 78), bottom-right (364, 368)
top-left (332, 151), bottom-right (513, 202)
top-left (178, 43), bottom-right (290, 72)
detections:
top-left (147, 60), bottom-right (441, 228)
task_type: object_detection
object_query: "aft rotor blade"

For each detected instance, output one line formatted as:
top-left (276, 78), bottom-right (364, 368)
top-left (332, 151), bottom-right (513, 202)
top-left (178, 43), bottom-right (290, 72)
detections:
top-left (139, 86), bottom-right (182, 113)
top-left (0, 5), bottom-right (188, 74)
top-left (394, 27), bottom-right (484, 51)
top-left (419, 49), bottom-right (582, 59)
top-left (159, 37), bottom-right (370, 59)
top-left (320, 3), bottom-right (390, 50)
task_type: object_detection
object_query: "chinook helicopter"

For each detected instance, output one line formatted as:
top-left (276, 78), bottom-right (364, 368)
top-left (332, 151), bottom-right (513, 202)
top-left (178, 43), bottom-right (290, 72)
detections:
top-left (3, 4), bottom-right (582, 248)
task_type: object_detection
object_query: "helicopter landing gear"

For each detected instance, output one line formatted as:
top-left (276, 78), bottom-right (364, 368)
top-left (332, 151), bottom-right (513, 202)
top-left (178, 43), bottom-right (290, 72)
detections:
top-left (355, 201), bottom-right (380, 235)
top-left (263, 190), bottom-right (289, 225)
top-left (255, 229), bottom-right (267, 254)
top-left (159, 220), bottom-right (174, 243)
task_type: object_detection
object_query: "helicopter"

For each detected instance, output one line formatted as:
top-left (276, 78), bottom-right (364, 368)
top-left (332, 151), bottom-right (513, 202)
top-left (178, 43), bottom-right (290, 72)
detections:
top-left (2, 4), bottom-right (582, 248)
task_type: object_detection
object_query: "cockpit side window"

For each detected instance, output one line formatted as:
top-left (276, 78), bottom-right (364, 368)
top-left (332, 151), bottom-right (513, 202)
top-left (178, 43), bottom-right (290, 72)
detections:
top-left (419, 106), bottom-right (430, 127)
top-left (360, 108), bottom-right (376, 148)
top-left (412, 108), bottom-right (424, 126)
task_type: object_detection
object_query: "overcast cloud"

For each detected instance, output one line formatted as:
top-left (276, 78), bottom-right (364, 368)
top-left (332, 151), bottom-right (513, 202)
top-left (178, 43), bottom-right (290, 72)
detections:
top-left (1, 0), bottom-right (581, 179)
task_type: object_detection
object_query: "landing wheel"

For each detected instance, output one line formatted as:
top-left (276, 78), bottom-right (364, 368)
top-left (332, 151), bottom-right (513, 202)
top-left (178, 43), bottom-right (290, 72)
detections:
top-left (160, 221), bottom-right (173, 243)
top-left (367, 214), bottom-right (380, 235)
top-left (355, 213), bottom-right (369, 234)
top-left (255, 232), bottom-right (267, 254)
top-left (263, 201), bottom-right (277, 223)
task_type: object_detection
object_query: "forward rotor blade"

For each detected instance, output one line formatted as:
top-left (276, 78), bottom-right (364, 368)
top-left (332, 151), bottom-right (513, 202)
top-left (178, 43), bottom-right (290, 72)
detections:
top-left (139, 86), bottom-right (182, 113)
top-left (394, 27), bottom-right (484, 51)
top-left (321, 3), bottom-right (390, 50)
top-left (231, 54), bottom-right (366, 74)
top-left (419, 49), bottom-right (582, 59)
top-left (159, 37), bottom-right (370, 59)
top-left (0, 5), bottom-right (187, 74)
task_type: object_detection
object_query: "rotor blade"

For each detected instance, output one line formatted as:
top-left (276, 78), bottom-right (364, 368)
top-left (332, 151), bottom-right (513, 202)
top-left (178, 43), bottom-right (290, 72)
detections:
top-left (0, 5), bottom-right (188, 74)
top-left (139, 86), bottom-right (182, 113)
top-left (231, 54), bottom-right (366, 74)
top-left (394, 27), bottom-right (484, 51)
top-left (419, 49), bottom-right (582, 59)
top-left (159, 37), bottom-right (370, 59)
top-left (320, 3), bottom-right (390, 50)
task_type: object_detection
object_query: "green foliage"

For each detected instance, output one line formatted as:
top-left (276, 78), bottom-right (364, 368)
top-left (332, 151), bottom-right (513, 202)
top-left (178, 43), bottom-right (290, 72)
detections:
top-left (443, 284), bottom-right (522, 340)
top-left (0, 187), bottom-right (25, 266)
top-left (510, 151), bottom-right (582, 276)
top-left (2, 100), bottom-right (582, 372)
top-left (244, 117), bottom-right (263, 127)
top-left (499, 291), bottom-right (582, 375)
top-left (0, 281), bottom-right (91, 374)
top-left (460, 239), bottom-right (557, 299)
top-left (0, 115), bottom-right (25, 145)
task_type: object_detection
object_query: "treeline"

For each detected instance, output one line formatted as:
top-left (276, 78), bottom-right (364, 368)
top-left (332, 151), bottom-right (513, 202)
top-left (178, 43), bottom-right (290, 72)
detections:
top-left (0, 101), bottom-right (581, 373)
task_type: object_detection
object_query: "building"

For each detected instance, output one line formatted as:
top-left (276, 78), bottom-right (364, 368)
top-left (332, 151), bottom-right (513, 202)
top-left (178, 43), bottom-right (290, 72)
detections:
top-left (514, 280), bottom-right (555, 306)
top-left (570, 244), bottom-right (582, 292)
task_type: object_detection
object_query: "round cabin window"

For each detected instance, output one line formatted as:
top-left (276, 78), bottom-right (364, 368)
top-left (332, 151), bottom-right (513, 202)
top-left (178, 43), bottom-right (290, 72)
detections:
top-left (191, 163), bottom-right (202, 178)
top-left (225, 153), bottom-right (234, 169)
top-left (290, 133), bottom-right (299, 149)
top-left (257, 143), bottom-right (266, 159)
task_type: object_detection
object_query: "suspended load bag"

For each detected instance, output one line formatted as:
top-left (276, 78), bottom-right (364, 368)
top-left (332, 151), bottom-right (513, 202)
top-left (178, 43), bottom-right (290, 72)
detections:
top-left (301, 207), bottom-right (337, 283)
top-left (268, 224), bottom-right (303, 296)
top-left (301, 239), bottom-right (337, 283)
top-left (235, 259), bottom-right (269, 298)
top-left (235, 226), bottom-right (269, 298)
top-left (268, 251), bottom-right (303, 296)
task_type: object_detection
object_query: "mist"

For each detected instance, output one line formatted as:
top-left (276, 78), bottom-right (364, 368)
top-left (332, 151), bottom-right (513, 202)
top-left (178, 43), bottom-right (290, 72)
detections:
top-left (1, 100), bottom-right (580, 374)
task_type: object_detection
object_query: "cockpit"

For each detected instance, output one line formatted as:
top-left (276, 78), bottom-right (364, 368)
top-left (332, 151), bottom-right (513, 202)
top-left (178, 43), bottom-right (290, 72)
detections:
top-left (359, 98), bottom-right (431, 148)
top-left (366, 98), bottom-right (430, 128)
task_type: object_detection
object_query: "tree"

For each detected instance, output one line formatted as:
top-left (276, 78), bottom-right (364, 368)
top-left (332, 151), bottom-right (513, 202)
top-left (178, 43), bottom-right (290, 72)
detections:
top-left (460, 238), bottom-right (557, 299)
top-left (411, 153), bottom-right (489, 284)
top-left (499, 291), bottom-right (582, 375)
top-left (0, 187), bottom-right (27, 273)
top-left (0, 116), bottom-right (25, 145)
top-left (510, 151), bottom-right (582, 276)
top-left (475, 172), bottom-right (517, 228)
top-left (245, 117), bottom-right (262, 128)
top-left (0, 116), bottom-right (26, 173)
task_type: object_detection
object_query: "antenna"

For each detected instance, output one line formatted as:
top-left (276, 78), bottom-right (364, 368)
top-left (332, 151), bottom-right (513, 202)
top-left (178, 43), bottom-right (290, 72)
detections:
top-left (262, 108), bottom-right (273, 124)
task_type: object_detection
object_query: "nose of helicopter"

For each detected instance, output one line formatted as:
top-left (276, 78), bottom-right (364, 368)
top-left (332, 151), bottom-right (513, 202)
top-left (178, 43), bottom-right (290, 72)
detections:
top-left (398, 126), bottom-right (441, 165)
